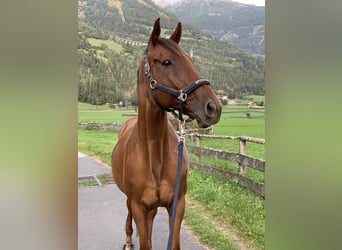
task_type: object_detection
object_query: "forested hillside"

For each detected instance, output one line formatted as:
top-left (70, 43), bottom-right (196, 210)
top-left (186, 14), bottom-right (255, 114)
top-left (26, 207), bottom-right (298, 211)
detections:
top-left (78, 0), bottom-right (264, 105)
top-left (165, 0), bottom-right (265, 55)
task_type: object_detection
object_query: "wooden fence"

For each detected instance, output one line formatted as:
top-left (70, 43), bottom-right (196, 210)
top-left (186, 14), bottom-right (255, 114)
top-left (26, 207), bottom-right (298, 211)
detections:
top-left (185, 134), bottom-right (265, 197)
top-left (78, 121), bottom-right (122, 131)
top-left (78, 122), bottom-right (265, 196)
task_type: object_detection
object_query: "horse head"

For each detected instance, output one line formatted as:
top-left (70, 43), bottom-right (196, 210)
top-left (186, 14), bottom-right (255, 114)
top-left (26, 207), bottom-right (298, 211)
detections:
top-left (142, 18), bottom-right (222, 128)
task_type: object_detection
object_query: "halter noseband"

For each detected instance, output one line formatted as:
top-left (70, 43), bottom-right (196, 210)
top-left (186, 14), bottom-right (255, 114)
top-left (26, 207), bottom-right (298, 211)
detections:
top-left (144, 48), bottom-right (210, 121)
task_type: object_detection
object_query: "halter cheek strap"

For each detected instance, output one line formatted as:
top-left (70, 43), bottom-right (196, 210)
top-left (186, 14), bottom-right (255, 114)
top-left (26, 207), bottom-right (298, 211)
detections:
top-left (144, 48), bottom-right (210, 121)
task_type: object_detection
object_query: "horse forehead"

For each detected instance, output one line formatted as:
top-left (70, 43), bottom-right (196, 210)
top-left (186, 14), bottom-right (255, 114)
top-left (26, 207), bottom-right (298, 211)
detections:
top-left (153, 42), bottom-right (184, 58)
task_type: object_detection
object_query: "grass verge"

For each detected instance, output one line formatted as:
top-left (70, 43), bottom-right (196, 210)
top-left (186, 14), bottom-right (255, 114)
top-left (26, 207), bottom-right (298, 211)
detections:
top-left (78, 178), bottom-right (98, 187)
top-left (78, 173), bottom-right (114, 188)
top-left (187, 169), bottom-right (265, 248)
top-left (184, 205), bottom-right (239, 250)
top-left (78, 128), bottom-right (117, 165)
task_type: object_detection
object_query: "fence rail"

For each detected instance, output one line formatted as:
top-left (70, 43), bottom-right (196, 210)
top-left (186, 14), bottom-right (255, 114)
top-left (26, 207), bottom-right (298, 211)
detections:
top-left (78, 121), bottom-right (122, 131)
top-left (185, 133), bottom-right (265, 197)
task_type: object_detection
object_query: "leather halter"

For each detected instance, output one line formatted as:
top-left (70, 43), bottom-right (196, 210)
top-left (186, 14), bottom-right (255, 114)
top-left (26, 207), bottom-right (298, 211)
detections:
top-left (144, 48), bottom-right (210, 121)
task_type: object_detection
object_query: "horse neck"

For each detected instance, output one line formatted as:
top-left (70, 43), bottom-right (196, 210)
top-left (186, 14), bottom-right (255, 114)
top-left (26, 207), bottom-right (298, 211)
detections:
top-left (137, 71), bottom-right (170, 157)
top-left (138, 102), bottom-right (168, 143)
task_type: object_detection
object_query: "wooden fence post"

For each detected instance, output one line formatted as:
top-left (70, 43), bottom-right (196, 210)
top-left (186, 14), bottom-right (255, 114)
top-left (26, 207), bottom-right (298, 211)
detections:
top-left (195, 135), bottom-right (201, 163)
top-left (239, 139), bottom-right (246, 175)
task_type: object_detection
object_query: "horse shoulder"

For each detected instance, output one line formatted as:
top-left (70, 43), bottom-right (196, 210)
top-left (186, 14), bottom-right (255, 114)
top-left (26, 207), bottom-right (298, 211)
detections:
top-left (118, 116), bottom-right (138, 139)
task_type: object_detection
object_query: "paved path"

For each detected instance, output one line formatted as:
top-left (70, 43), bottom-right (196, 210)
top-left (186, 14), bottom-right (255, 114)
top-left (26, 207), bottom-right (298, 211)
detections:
top-left (78, 152), bottom-right (208, 250)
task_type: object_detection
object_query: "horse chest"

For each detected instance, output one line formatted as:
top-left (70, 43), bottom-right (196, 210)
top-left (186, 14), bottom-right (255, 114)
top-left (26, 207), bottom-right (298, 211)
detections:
top-left (139, 178), bottom-right (176, 209)
top-left (130, 159), bottom-right (177, 208)
top-left (123, 128), bottom-right (186, 208)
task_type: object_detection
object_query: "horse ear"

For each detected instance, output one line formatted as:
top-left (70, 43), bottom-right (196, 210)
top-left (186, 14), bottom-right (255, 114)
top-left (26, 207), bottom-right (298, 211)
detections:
top-left (170, 22), bottom-right (182, 44)
top-left (149, 18), bottom-right (161, 47)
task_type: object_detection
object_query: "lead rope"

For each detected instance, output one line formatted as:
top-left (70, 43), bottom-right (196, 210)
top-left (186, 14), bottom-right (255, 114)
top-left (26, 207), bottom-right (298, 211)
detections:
top-left (167, 120), bottom-right (185, 250)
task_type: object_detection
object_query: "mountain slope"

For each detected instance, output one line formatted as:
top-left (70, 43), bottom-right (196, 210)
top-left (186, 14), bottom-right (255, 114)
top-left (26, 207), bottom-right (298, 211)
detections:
top-left (78, 0), bottom-right (265, 105)
top-left (165, 0), bottom-right (265, 55)
top-left (78, 0), bottom-right (208, 42)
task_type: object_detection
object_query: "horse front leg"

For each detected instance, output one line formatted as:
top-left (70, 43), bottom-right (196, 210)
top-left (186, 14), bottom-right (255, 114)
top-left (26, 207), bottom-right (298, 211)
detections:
top-left (147, 208), bottom-right (157, 246)
top-left (131, 200), bottom-right (151, 250)
top-left (123, 198), bottom-right (134, 250)
top-left (167, 195), bottom-right (185, 250)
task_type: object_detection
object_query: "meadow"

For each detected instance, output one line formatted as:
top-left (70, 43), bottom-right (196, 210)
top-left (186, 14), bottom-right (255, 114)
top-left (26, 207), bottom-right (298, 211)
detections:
top-left (78, 101), bottom-right (265, 249)
top-left (79, 105), bottom-right (265, 140)
top-left (87, 38), bottom-right (123, 53)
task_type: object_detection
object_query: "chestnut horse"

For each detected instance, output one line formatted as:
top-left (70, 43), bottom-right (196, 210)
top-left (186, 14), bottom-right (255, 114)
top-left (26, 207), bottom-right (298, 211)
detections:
top-left (112, 18), bottom-right (222, 250)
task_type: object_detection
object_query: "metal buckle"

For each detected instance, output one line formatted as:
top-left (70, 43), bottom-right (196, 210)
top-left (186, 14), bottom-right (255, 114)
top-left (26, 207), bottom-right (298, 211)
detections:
top-left (177, 90), bottom-right (187, 102)
top-left (144, 62), bottom-right (150, 75)
top-left (149, 79), bottom-right (157, 89)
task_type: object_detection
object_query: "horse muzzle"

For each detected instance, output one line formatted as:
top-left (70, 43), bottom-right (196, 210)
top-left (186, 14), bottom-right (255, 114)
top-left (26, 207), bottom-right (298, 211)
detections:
top-left (193, 99), bottom-right (222, 128)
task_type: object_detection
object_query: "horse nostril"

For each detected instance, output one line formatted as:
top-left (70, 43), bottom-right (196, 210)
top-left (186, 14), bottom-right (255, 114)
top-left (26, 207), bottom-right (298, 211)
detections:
top-left (205, 101), bottom-right (217, 118)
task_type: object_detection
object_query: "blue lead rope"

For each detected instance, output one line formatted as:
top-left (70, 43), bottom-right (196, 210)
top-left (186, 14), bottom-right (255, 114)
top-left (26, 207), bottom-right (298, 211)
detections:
top-left (167, 137), bottom-right (184, 250)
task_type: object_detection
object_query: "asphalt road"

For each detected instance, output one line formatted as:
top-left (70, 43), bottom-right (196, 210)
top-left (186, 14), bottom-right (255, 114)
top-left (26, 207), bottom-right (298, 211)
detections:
top-left (78, 152), bottom-right (208, 250)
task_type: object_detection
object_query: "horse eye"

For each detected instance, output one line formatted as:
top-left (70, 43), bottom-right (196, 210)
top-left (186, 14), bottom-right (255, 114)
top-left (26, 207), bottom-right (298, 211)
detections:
top-left (162, 59), bottom-right (172, 66)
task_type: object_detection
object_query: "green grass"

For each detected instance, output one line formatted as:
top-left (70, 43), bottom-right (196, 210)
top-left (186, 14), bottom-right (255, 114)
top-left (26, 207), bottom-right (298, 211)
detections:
top-left (222, 104), bottom-right (250, 110)
top-left (186, 111), bottom-right (265, 184)
top-left (78, 173), bottom-right (114, 188)
top-left (184, 206), bottom-right (239, 250)
top-left (78, 102), bottom-right (265, 138)
top-left (214, 111), bottom-right (265, 138)
top-left (97, 173), bottom-right (114, 185)
top-left (87, 38), bottom-right (123, 53)
top-left (78, 128), bottom-right (117, 165)
top-left (78, 178), bottom-right (98, 187)
top-left (244, 95), bottom-right (265, 103)
top-left (78, 102), bottom-right (114, 110)
top-left (189, 156), bottom-right (264, 183)
top-left (187, 170), bottom-right (265, 248)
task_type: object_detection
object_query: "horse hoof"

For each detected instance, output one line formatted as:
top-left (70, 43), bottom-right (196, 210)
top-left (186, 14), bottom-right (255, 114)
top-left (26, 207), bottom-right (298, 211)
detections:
top-left (122, 243), bottom-right (134, 250)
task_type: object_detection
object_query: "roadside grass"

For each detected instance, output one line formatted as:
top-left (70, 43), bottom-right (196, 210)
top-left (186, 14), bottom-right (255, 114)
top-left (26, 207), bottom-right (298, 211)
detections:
top-left (184, 205), bottom-right (239, 250)
top-left (78, 128), bottom-right (117, 166)
top-left (78, 178), bottom-right (98, 187)
top-left (97, 173), bottom-right (114, 185)
top-left (78, 173), bottom-right (114, 187)
top-left (187, 170), bottom-right (265, 248)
